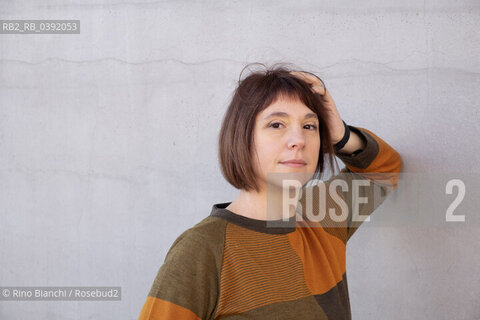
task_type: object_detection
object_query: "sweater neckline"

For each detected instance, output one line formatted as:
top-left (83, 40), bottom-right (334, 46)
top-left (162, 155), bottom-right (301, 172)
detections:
top-left (209, 202), bottom-right (297, 235)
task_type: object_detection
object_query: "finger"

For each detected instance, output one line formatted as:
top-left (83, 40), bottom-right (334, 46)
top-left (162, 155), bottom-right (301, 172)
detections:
top-left (290, 71), bottom-right (327, 93)
top-left (312, 84), bottom-right (326, 95)
top-left (305, 72), bottom-right (327, 93)
top-left (290, 71), bottom-right (328, 99)
top-left (291, 71), bottom-right (323, 85)
top-left (289, 71), bottom-right (313, 82)
top-left (290, 71), bottom-right (315, 84)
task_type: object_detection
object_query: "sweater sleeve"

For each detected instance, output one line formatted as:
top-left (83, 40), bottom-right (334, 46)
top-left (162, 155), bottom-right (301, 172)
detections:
top-left (298, 125), bottom-right (402, 243)
top-left (138, 222), bottom-right (224, 320)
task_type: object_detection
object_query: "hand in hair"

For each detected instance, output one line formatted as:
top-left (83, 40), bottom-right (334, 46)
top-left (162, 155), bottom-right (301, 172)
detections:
top-left (289, 71), bottom-right (345, 145)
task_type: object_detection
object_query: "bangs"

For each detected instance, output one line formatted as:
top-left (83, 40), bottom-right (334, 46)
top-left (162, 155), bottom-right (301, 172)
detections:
top-left (255, 72), bottom-right (319, 116)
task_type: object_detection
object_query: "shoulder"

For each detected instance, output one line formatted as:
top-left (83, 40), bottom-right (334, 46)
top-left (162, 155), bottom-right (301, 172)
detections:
top-left (146, 217), bottom-right (227, 319)
top-left (163, 216), bottom-right (227, 273)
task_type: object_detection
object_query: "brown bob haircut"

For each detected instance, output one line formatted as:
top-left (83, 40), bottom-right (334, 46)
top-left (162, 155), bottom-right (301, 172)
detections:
top-left (218, 63), bottom-right (340, 193)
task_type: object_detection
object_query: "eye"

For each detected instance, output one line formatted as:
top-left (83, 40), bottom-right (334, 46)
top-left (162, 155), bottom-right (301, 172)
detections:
top-left (268, 122), bottom-right (284, 129)
top-left (304, 124), bottom-right (318, 130)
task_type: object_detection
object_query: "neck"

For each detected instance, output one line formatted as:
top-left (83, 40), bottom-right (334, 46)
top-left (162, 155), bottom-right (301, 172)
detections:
top-left (226, 183), bottom-right (301, 221)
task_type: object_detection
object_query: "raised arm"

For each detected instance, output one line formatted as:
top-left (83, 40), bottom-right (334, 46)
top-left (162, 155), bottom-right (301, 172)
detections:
top-left (298, 124), bottom-right (402, 243)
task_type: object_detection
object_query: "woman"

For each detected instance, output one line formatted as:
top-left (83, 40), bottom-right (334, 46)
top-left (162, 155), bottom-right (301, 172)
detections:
top-left (139, 64), bottom-right (402, 319)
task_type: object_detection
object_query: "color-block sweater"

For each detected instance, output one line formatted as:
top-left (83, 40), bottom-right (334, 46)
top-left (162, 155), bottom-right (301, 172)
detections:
top-left (139, 125), bottom-right (402, 320)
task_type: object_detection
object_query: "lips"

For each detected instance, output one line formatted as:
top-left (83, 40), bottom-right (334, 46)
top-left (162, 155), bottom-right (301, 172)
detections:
top-left (279, 159), bottom-right (307, 168)
top-left (280, 159), bottom-right (307, 165)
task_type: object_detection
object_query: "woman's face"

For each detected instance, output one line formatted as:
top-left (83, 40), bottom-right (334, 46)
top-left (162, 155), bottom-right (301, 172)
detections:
top-left (251, 96), bottom-right (321, 192)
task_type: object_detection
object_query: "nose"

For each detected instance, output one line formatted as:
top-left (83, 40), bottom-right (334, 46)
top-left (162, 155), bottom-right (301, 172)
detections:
top-left (287, 127), bottom-right (306, 150)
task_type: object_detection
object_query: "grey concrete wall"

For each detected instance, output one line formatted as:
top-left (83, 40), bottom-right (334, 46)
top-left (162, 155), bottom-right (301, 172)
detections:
top-left (1, 1), bottom-right (479, 319)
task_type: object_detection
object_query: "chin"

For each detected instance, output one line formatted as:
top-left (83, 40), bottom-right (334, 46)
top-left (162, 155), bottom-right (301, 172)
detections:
top-left (266, 171), bottom-right (312, 190)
